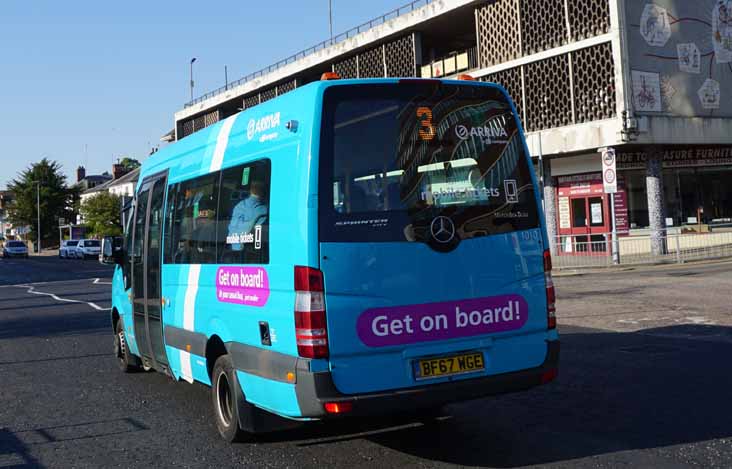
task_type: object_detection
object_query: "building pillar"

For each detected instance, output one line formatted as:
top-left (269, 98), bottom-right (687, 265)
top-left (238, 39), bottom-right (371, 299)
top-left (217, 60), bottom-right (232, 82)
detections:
top-left (542, 157), bottom-right (558, 255)
top-left (645, 149), bottom-right (667, 256)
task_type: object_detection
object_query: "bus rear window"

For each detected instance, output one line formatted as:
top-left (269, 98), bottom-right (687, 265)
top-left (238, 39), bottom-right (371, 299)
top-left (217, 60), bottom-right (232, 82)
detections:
top-left (319, 83), bottom-right (540, 243)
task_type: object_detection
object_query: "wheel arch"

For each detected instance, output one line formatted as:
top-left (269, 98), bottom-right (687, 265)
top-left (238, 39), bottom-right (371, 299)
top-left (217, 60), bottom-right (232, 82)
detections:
top-left (111, 307), bottom-right (120, 333)
top-left (205, 335), bottom-right (228, 380)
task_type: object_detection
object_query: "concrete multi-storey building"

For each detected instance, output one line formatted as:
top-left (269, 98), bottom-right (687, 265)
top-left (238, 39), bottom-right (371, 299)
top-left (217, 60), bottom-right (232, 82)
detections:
top-left (170, 0), bottom-right (732, 256)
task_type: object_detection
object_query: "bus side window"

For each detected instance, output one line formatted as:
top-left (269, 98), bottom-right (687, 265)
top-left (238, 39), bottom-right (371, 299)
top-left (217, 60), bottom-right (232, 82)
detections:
top-left (163, 183), bottom-right (179, 265)
top-left (166, 174), bottom-right (220, 265)
top-left (123, 205), bottom-right (134, 290)
top-left (216, 159), bottom-right (271, 265)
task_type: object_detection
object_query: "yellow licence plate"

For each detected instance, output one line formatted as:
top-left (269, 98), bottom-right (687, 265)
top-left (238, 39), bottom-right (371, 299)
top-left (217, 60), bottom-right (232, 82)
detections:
top-left (414, 352), bottom-right (485, 380)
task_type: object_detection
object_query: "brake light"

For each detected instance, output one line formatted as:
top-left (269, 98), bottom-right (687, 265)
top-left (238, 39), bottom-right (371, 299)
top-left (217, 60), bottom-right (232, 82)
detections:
top-left (321, 72), bottom-right (341, 81)
top-left (324, 401), bottom-right (353, 414)
top-left (544, 250), bottom-right (556, 330)
top-left (294, 266), bottom-right (329, 358)
top-left (540, 368), bottom-right (558, 384)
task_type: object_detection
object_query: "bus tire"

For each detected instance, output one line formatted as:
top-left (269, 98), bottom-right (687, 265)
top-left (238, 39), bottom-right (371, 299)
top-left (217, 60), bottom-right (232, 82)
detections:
top-left (115, 320), bottom-right (141, 373)
top-left (212, 355), bottom-right (249, 442)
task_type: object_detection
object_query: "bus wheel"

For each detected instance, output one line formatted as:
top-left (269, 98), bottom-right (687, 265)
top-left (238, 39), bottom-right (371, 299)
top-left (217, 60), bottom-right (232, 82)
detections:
top-left (212, 355), bottom-right (249, 442)
top-left (114, 321), bottom-right (141, 373)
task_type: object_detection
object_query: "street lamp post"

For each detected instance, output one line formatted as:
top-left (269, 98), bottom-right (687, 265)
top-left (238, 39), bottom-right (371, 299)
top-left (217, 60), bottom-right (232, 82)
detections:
top-left (190, 57), bottom-right (197, 101)
top-left (329, 0), bottom-right (334, 42)
top-left (33, 181), bottom-right (41, 255)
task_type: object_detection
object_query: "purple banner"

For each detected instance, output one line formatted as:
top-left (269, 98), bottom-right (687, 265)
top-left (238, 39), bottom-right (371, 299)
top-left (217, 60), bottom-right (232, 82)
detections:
top-left (357, 295), bottom-right (529, 347)
top-left (216, 267), bottom-right (270, 307)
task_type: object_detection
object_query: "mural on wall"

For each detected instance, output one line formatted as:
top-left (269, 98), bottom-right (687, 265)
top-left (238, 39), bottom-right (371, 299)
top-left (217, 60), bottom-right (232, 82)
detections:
top-left (631, 70), bottom-right (662, 112)
top-left (713, 1), bottom-right (732, 62)
top-left (628, 0), bottom-right (732, 117)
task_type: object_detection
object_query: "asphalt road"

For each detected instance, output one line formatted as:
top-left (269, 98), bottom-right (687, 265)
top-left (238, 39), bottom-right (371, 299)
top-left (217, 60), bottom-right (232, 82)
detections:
top-left (1, 257), bottom-right (731, 468)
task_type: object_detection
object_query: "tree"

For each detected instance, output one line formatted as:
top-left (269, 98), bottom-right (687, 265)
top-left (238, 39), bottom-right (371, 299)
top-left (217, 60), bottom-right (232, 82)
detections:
top-left (7, 159), bottom-right (78, 246)
top-left (80, 192), bottom-right (122, 237)
top-left (119, 157), bottom-right (141, 171)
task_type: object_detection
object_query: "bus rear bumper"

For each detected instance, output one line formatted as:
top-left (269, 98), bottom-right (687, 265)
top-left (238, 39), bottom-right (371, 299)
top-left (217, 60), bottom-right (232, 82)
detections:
top-left (295, 340), bottom-right (560, 419)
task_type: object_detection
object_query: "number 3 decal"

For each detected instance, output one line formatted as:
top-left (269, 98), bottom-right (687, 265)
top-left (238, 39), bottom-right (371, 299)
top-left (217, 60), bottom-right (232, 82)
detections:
top-left (417, 107), bottom-right (436, 141)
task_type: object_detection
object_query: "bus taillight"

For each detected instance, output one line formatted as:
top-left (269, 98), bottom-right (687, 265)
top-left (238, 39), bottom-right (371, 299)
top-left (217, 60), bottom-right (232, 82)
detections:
top-left (294, 266), bottom-right (329, 358)
top-left (544, 250), bottom-right (557, 330)
top-left (321, 72), bottom-right (341, 81)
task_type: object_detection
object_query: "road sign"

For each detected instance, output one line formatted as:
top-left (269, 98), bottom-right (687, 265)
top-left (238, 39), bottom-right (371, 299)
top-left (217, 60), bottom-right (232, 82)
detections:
top-left (601, 148), bottom-right (617, 194)
top-left (599, 147), bottom-right (620, 264)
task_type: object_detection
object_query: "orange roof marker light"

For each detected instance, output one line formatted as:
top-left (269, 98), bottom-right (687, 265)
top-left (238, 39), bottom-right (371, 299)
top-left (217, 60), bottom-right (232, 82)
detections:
top-left (457, 74), bottom-right (475, 81)
top-left (321, 72), bottom-right (341, 81)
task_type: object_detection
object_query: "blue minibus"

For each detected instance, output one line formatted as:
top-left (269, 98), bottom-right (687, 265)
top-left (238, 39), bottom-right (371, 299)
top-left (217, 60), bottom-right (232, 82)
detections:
top-left (102, 75), bottom-right (559, 442)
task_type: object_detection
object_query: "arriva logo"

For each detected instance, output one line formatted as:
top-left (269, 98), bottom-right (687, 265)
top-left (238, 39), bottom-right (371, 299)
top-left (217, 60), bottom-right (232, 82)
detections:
top-left (455, 124), bottom-right (508, 141)
top-left (247, 112), bottom-right (281, 140)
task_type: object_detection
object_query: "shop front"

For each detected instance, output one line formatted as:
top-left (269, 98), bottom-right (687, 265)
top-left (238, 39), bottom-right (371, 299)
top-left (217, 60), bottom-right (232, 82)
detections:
top-left (617, 147), bottom-right (732, 230)
top-left (555, 173), bottom-right (628, 255)
top-left (545, 145), bottom-right (732, 258)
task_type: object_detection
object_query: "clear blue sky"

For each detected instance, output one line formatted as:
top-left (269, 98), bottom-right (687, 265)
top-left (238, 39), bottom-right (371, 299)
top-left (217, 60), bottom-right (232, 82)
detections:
top-left (0, 0), bottom-right (411, 189)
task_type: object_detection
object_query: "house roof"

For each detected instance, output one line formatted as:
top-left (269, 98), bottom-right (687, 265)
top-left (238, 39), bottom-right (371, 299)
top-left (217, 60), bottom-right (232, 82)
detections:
top-left (109, 167), bottom-right (140, 187)
top-left (82, 174), bottom-right (112, 183)
top-left (82, 167), bottom-right (140, 196)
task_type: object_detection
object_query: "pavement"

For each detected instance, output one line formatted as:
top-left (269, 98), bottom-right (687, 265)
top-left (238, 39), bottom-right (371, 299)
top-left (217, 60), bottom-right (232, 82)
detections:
top-left (0, 257), bottom-right (731, 468)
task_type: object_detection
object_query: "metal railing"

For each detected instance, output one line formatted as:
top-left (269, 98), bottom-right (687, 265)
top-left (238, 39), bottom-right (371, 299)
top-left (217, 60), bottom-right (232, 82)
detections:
top-left (185, 0), bottom-right (436, 108)
top-left (551, 231), bottom-right (732, 270)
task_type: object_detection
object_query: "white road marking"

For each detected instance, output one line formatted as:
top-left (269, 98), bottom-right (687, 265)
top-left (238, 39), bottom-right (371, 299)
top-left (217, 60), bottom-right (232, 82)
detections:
top-left (618, 316), bottom-right (716, 326)
top-left (93, 278), bottom-right (112, 285)
top-left (11, 284), bottom-right (108, 311)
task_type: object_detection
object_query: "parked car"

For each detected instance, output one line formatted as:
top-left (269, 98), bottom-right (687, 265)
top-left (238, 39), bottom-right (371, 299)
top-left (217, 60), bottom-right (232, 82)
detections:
top-left (60, 240), bottom-right (80, 259)
top-left (2, 240), bottom-right (29, 258)
top-left (75, 239), bottom-right (102, 259)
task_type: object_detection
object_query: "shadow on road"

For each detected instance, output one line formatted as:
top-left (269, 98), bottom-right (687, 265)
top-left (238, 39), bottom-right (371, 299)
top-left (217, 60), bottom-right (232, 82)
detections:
top-left (0, 428), bottom-right (44, 468)
top-left (0, 309), bottom-right (108, 340)
top-left (0, 352), bottom-right (111, 367)
top-left (0, 257), bottom-right (113, 286)
top-left (0, 418), bottom-right (148, 466)
top-left (259, 325), bottom-right (732, 467)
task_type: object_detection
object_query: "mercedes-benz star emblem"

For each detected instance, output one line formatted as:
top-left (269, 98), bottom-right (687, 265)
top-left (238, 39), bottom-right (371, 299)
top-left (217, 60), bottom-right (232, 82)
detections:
top-left (430, 216), bottom-right (456, 244)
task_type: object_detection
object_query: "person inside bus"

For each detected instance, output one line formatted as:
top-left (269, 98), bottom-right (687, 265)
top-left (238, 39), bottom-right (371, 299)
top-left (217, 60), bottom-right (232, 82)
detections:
top-left (226, 179), bottom-right (268, 251)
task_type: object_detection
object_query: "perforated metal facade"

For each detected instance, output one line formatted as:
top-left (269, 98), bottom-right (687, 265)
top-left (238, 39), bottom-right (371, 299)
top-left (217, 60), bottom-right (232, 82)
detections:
top-left (334, 55), bottom-right (359, 79)
top-left (572, 43), bottom-right (616, 123)
top-left (243, 94), bottom-right (260, 110)
top-left (476, 0), bottom-right (611, 65)
top-left (524, 55), bottom-right (573, 132)
top-left (260, 87), bottom-right (278, 103)
top-left (519, 0), bottom-right (568, 55)
top-left (358, 46), bottom-right (385, 78)
top-left (567, 0), bottom-right (611, 41)
top-left (277, 79), bottom-right (297, 94)
top-left (333, 34), bottom-right (417, 80)
top-left (193, 115), bottom-right (206, 133)
top-left (179, 109), bottom-right (221, 138)
top-left (385, 35), bottom-right (416, 77)
top-left (474, 0), bottom-right (616, 131)
top-left (181, 119), bottom-right (194, 139)
top-left (203, 109), bottom-right (220, 127)
top-left (480, 67), bottom-right (524, 123)
top-left (476, 0), bottom-right (521, 67)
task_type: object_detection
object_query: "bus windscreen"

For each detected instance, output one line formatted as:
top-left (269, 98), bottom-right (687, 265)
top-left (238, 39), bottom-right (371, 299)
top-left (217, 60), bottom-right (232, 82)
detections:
top-left (319, 82), bottom-right (540, 244)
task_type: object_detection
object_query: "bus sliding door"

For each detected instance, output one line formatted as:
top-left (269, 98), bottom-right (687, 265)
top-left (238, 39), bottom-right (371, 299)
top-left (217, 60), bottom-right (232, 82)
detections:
top-left (132, 174), bottom-right (169, 370)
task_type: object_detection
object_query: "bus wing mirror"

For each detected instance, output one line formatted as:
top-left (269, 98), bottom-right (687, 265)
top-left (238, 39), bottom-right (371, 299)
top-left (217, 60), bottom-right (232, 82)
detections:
top-left (100, 236), bottom-right (124, 266)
